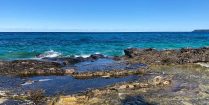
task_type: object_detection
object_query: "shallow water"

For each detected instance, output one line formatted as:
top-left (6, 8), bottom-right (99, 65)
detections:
top-left (0, 59), bottom-right (143, 96)
top-left (72, 59), bottom-right (146, 72)
top-left (73, 59), bottom-right (123, 72)
top-left (23, 75), bottom-right (139, 96)
top-left (0, 75), bottom-right (139, 96)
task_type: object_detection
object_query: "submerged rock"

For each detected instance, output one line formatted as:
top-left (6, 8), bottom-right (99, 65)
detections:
top-left (72, 68), bottom-right (146, 79)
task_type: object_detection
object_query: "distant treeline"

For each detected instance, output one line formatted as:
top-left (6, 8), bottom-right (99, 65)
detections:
top-left (193, 30), bottom-right (209, 32)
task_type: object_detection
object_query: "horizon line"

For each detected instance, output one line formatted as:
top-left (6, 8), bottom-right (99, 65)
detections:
top-left (0, 31), bottom-right (195, 33)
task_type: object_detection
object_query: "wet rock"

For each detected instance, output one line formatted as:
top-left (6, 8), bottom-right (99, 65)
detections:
top-left (55, 96), bottom-right (77, 105)
top-left (153, 76), bottom-right (163, 85)
top-left (43, 54), bottom-right (107, 66)
top-left (65, 68), bottom-right (75, 74)
top-left (43, 57), bottom-right (85, 65)
top-left (124, 47), bottom-right (209, 65)
top-left (122, 95), bottom-right (150, 105)
top-left (150, 76), bottom-right (173, 86)
top-left (124, 48), bottom-right (143, 58)
top-left (127, 85), bottom-right (135, 89)
top-left (138, 83), bottom-right (149, 88)
top-left (163, 80), bottom-right (172, 86)
top-left (0, 60), bottom-right (65, 76)
top-left (53, 96), bottom-right (87, 105)
top-left (72, 68), bottom-right (146, 79)
top-left (178, 83), bottom-right (199, 91)
top-left (26, 89), bottom-right (46, 104)
top-left (119, 85), bottom-right (128, 89)
top-left (112, 56), bottom-right (121, 61)
top-left (90, 54), bottom-right (105, 59)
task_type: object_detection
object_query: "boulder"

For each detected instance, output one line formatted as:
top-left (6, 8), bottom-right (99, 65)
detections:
top-left (124, 48), bottom-right (142, 58)
top-left (90, 54), bottom-right (105, 59)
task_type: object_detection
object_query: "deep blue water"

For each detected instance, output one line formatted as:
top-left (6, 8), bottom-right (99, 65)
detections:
top-left (1, 32), bottom-right (209, 60)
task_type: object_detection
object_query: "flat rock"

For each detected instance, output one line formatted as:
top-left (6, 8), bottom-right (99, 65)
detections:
top-left (0, 60), bottom-right (64, 76)
top-left (124, 47), bottom-right (209, 65)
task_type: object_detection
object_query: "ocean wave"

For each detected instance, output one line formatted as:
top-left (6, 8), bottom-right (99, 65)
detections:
top-left (74, 54), bottom-right (91, 58)
top-left (74, 52), bottom-right (102, 58)
top-left (36, 50), bottom-right (62, 58)
top-left (34, 51), bottom-right (105, 59)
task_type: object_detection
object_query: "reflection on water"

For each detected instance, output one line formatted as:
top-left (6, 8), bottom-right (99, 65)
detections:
top-left (0, 75), bottom-right (139, 96)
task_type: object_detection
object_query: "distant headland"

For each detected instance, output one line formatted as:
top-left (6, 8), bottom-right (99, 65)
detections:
top-left (192, 29), bottom-right (209, 32)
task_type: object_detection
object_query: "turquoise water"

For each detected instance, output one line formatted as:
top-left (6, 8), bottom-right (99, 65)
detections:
top-left (1, 32), bottom-right (209, 60)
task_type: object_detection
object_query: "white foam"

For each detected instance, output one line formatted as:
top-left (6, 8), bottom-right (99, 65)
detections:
top-left (38, 79), bottom-right (52, 82)
top-left (75, 54), bottom-right (91, 58)
top-left (21, 82), bottom-right (33, 86)
top-left (75, 52), bottom-right (104, 58)
top-left (36, 50), bottom-right (62, 58)
top-left (21, 79), bottom-right (52, 86)
top-left (95, 52), bottom-right (101, 54)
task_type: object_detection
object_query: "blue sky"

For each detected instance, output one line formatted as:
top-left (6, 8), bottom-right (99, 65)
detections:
top-left (0, 0), bottom-right (209, 32)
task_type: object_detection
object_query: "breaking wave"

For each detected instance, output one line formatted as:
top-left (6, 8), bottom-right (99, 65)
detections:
top-left (36, 50), bottom-right (62, 58)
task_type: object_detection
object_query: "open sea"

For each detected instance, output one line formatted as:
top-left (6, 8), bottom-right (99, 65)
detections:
top-left (1, 32), bottom-right (209, 60)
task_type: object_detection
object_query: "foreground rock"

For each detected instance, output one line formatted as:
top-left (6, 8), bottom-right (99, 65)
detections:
top-left (51, 64), bottom-right (209, 105)
top-left (51, 74), bottom-right (173, 105)
top-left (0, 89), bottom-right (47, 105)
top-left (124, 47), bottom-right (209, 65)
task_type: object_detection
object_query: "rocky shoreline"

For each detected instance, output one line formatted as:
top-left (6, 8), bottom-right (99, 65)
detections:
top-left (1, 47), bottom-right (209, 76)
top-left (0, 47), bottom-right (209, 105)
top-left (2, 47), bottom-right (209, 75)
top-left (124, 47), bottom-right (209, 65)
